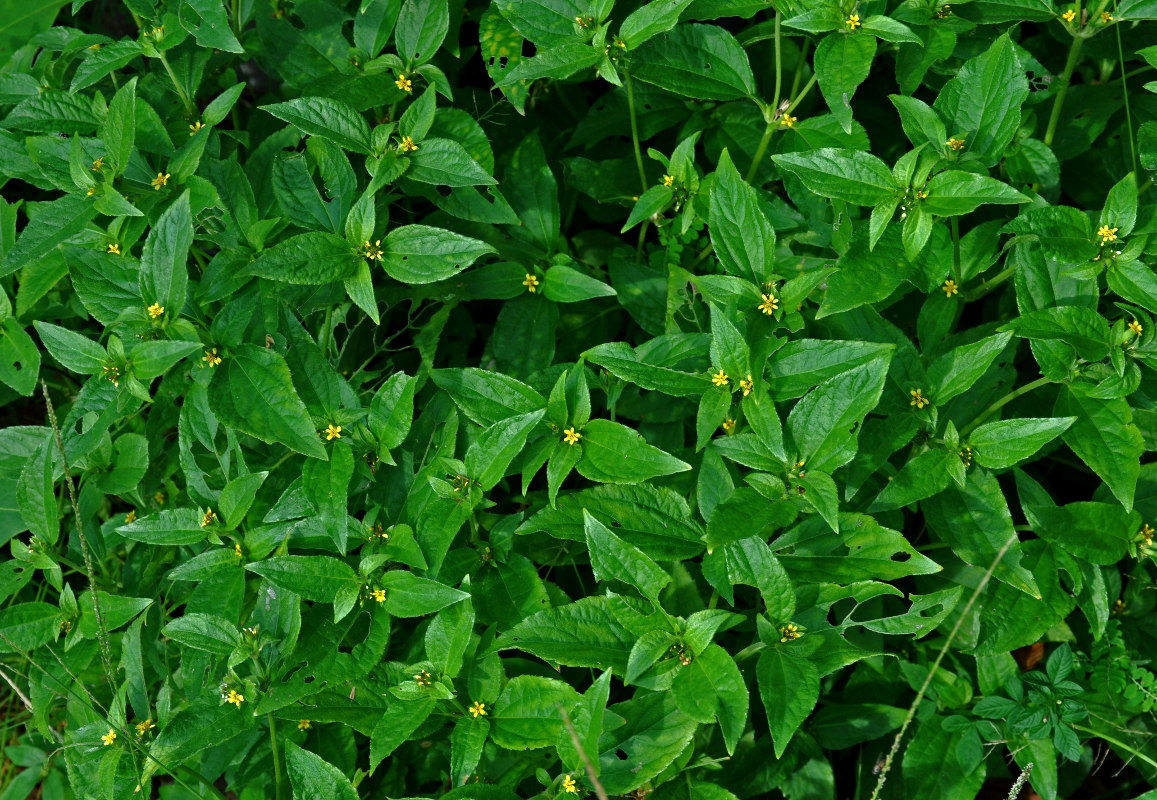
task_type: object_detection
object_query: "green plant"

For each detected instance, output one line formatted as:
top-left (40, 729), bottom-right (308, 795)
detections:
top-left (2, 0), bottom-right (1157, 798)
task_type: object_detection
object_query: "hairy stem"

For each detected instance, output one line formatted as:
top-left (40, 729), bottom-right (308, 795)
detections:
top-left (959, 377), bottom-right (1052, 438)
top-left (1043, 37), bottom-right (1084, 148)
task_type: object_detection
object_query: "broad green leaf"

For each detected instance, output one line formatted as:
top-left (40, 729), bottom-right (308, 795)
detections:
top-left (465, 409), bottom-right (545, 489)
top-left (162, 613), bottom-right (240, 655)
top-left (260, 97), bottom-right (372, 154)
top-left (492, 596), bottom-right (643, 672)
top-left (382, 224), bottom-right (495, 284)
top-left (757, 646), bottom-right (820, 758)
top-left (672, 644), bottom-right (748, 754)
top-left (709, 149), bottom-right (775, 284)
top-left (245, 556), bottom-right (360, 603)
top-left (130, 340), bottom-right (202, 380)
top-left (968, 417), bottom-right (1074, 469)
top-left (619, 0), bottom-right (696, 48)
top-left (999, 307), bottom-right (1110, 362)
top-left (506, 132), bottom-right (559, 253)
top-left (117, 508), bottom-right (211, 546)
top-left (285, 741), bottom-right (359, 800)
top-left (890, 94), bottom-right (946, 152)
top-left (973, 540), bottom-right (1075, 657)
top-left (431, 368), bottom-right (546, 426)
top-left (583, 510), bottom-right (671, 599)
top-left (767, 340), bottom-right (892, 400)
top-left (407, 138), bottom-right (498, 187)
top-left (921, 171), bottom-right (1028, 216)
top-left (1003, 205), bottom-right (1098, 264)
top-left (382, 571), bottom-right (469, 617)
top-left (786, 356), bottom-right (890, 473)
top-left (926, 331), bottom-right (1013, 404)
top-left (490, 675), bottom-right (580, 749)
top-left (1027, 501), bottom-right (1136, 565)
top-left (495, 0), bottom-right (585, 46)
top-left (369, 697), bottom-right (437, 767)
top-left (631, 23), bottom-right (756, 100)
top-left (395, 0), bottom-right (449, 63)
top-left (219, 471), bottom-right (268, 529)
top-left (1055, 387), bottom-right (1142, 511)
top-left (1, 195), bottom-right (98, 278)
top-left (0, 602), bottom-right (60, 653)
top-left (541, 264), bottom-right (616, 302)
top-left (814, 32), bottom-right (875, 134)
top-left (597, 693), bottom-right (699, 795)
top-left (499, 41), bottom-right (601, 85)
top-left (243, 232), bottom-right (361, 285)
top-left (902, 719), bottom-right (986, 799)
top-left (584, 341), bottom-right (711, 396)
top-left (16, 436), bottom-right (55, 544)
top-left (772, 148), bottom-right (898, 206)
top-left (303, 442), bottom-right (354, 552)
top-left (575, 419), bottom-right (691, 483)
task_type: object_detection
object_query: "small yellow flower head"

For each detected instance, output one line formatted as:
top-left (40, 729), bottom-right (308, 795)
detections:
top-left (107, 242), bottom-right (121, 255)
top-left (915, 189), bottom-right (928, 200)
top-left (721, 418), bottom-right (736, 433)
top-left (371, 588), bottom-right (386, 603)
top-left (942, 279), bottom-right (958, 297)
top-left (203, 347), bottom-right (222, 367)
top-left (959, 446), bottom-right (972, 466)
top-left (740, 375), bottom-right (754, 397)
top-left (562, 776), bottom-right (578, 794)
top-left (1097, 225), bottom-right (1118, 243)
top-left (152, 24), bottom-right (164, 38)
top-left (395, 74), bottom-right (413, 92)
top-left (1112, 598), bottom-right (1126, 616)
top-left (201, 510), bottom-right (217, 528)
top-left (416, 670), bottom-right (433, 686)
top-left (1129, 319), bottom-right (1143, 336)
top-left (363, 239), bottom-right (383, 260)
top-left (1062, 8), bottom-right (1076, 21)
top-left (563, 426), bottom-right (582, 445)
top-left (469, 701), bottom-right (487, 718)
top-left (935, 4), bottom-right (952, 17)
top-left (779, 623), bottom-right (801, 643)
top-left (225, 689), bottom-right (245, 707)
top-left (155, 491), bottom-right (165, 505)
top-left (244, 625), bottom-right (259, 636)
top-left (298, 720), bottom-right (311, 731)
top-left (125, 509), bottom-right (137, 524)
top-left (779, 113), bottom-right (796, 128)
top-left (151, 172), bottom-right (170, 190)
top-left (910, 388), bottom-right (929, 409)
top-left (86, 186), bottom-right (97, 197)
top-left (91, 157), bottom-right (104, 171)
top-left (189, 121), bottom-right (204, 136)
top-left (523, 273), bottom-right (540, 293)
top-left (61, 619), bottom-right (73, 633)
top-left (947, 137), bottom-right (966, 151)
top-left (135, 719), bottom-right (154, 735)
top-left (1139, 523), bottom-right (1154, 543)
top-left (147, 302), bottom-right (165, 319)
top-left (1101, 10), bottom-right (1112, 21)
top-left (845, 13), bottom-right (861, 28)
top-left (759, 293), bottom-right (780, 315)
top-left (661, 174), bottom-right (674, 187)
top-left (101, 729), bottom-right (117, 746)
top-left (234, 542), bottom-right (243, 559)
top-left (324, 424), bottom-right (342, 441)
top-left (711, 370), bottom-right (729, 388)
top-left (399, 135), bottom-right (418, 153)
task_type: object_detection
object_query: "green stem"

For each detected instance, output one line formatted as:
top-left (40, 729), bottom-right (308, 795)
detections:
top-left (1114, 9), bottom-right (1138, 177)
top-left (959, 377), bottom-right (1052, 438)
top-left (1071, 724), bottom-right (1157, 770)
top-left (625, 73), bottom-right (647, 194)
top-left (785, 74), bottom-right (817, 116)
top-left (1043, 37), bottom-right (1084, 148)
top-left (319, 305), bottom-right (334, 359)
top-left (789, 40), bottom-right (810, 100)
top-left (746, 123), bottom-right (775, 184)
top-left (960, 264), bottom-right (1014, 302)
top-left (232, 0), bottom-right (242, 41)
top-left (771, 13), bottom-right (783, 113)
top-left (157, 50), bottom-right (196, 116)
top-left (269, 715), bottom-right (284, 800)
top-left (950, 217), bottom-right (962, 283)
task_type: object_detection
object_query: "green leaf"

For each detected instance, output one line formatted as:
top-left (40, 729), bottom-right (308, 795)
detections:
top-left (130, 340), bottom-right (202, 380)
top-left (0, 194), bottom-right (98, 278)
top-left (584, 341), bottom-right (711, 397)
top-left (101, 77), bottom-right (136, 174)
top-left (245, 555), bottom-right (360, 603)
top-left (1003, 205), bottom-right (1098, 264)
top-left (814, 32), bottom-right (876, 134)
top-left (117, 508), bottom-right (212, 545)
top-left (757, 646), bottom-right (820, 758)
top-left (709, 149), bottom-right (775, 284)
top-left (303, 443), bottom-right (354, 552)
top-left (890, 94), bottom-right (946, 152)
top-left (33, 322), bottom-right (106, 375)
top-left (999, 307), bottom-right (1110, 362)
top-left (541, 264), bottom-right (616, 302)
top-left (597, 693), bottom-right (699, 795)
top-left (382, 224), bottom-right (495, 284)
top-left (218, 471), bottom-right (268, 529)
top-left (772, 148), bottom-right (898, 206)
top-left (620, 0), bottom-right (696, 48)
top-left (0, 317), bottom-right (40, 396)
top-left (395, 0), bottom-right (449, 63)
top-left (495, 0), bottom-right (585, 46)
top-left (499, 41), bottom-right (601, 85)
top-left (285, 741), bottom-right (359, 800)
top-left (583, 510), bottom-right (671, 599)
top-left (369, 697), bottom-right (437, 767)
top-left (0, 602), bottom-right (60, 654)
top-left (431, 368), bottom-right (546, 426)
top-left (244, 232), bottom-right (361, 285)
top-left (968, 417), bottom-right (1074, 469)
top-left (492, 596), bottom-right (641, 672)
top-left (672, 644), bottom-right (748, 754)
top-left (575, 418), bottom-right (691, 483)
top-left (902, 720), bottom-right (987, 799)
top-left (631, 23), bottom-right (756, 100)
top-left (407, 138), bottom-right (498, 187)
top-left (506, 132), bottom-right (559, 253)
top-left (382, 571), bottom-right (469, 617)
top-left (786, 356), bottom-right (890, 473)
top-left (1055, 387), bottom-right (1142, 512)
top-left (208, 344), bottom-right (327, 460)
top-left (1101, 171), bottom-right (1137, 236)
top-left (921, 171), bottom-right (1028, 217)
top-left (926, 332), bottom-right (1013, 404)
top-left (1027, 501), bottom-right (1136, 565)
top-left (16, 436), bottom-right (55, 544)
top-left (490, 675), bottom-right (580, 749)
top-left (162, 613), bottom-right (240, 655)
top-left (260, 97), bottom-right (372, 154)
top-left (465, 409), bottom-right (545, 490)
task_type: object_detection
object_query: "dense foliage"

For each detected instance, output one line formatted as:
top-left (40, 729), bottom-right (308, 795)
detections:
top-left (3, 0), bottom-right (1157, 797)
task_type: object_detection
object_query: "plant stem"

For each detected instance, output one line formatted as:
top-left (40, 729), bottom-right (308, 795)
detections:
top-left (1070, 724), bottom-right (1157, 770)
top-left (959, 376), bottom-right (1052, 438)
top-left (960, 264), bottom-right (1014, 302)
top-left (269, 715), bottom-right (284, 800)
top-left (747, 123), bottom-right (775, 184)
top-left (785, 74), bottom-right (817, 116)
top-left (771, 13), bottom-right (783, 113)
top-left (1114, 13), bottom-right (1138, 177)
top-left (869, 532), bottom-right (1020, 800)
top-left (625, 72), bottom-right (647, 193)
top-left (319, 305), bottom-right (334, 358)
top-left (158, 51), bottom-right (196, 116)
top-left (951, 216), bottom-right (962, 283)
top-left (1043, 37), bottom-right (1083, 148)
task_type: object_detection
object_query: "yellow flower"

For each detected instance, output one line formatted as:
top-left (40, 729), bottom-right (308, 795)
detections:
top-left (107, 242), bottom-right (121, 255)
top-left (151, 172), bottom-right (170, 190)
top-left (947, 137), bottom-right (966, 151)
top-left (147, 302), bottom-right (165, 319)
top-left (152, 24), bottom-right (164, 38)
top-left (225, 689), bottom-right (245, 707)
top-left (909, 388), bottom-right (929, 409)
top-left (1129, 319), bottom-right (1143, 336)
top-left (1112, 598), bottom-right (1126, 616)
top-left (324, 424), bottom-right (342, 440)
top-left (189, 121), bottom-right (204, 136)
top-left (370, 588), bottom-right (386, 603)
top-left (935, 4), bottom-right (952, 17)
top-left (135, 719), bottom-right (154, 735)
top-left (721, 418), bottom-right (736, 433)
top-left (363, 239), bottom-right (383, 260)
top-left (739, 375), bottom-right (754, 397)
top-left (779, 623), bottom-right (801, 643)
top-left (469, 701), bottom-right (487, 717)
top-left (416, 670), bottom-right (433, 686)
top-left (234, 543), bottom-right (243, 559)
top-left (562, 776), bottom-right (578, 794)
top-left (523, 273), bottom-right (540, 293)
top-left (86, 186), bottom-right (97, 196)
top-left (61, 619), bottom-right (73, 633)
top-left (395, 73), bottom-right (413, 93)
top-left (1101, 10), bottom-right (1112, 21)
top-left (399, 135), bottom-right (418, 153)
top-left (759, 293), bottom-right (780, 315)
top-left (1062, 8), bottom-right (1076, 21)
top-left (845, 13), bottom-right (861, 28)
top-left (155, 491), bottom-right (165, 505)
top-left (125, 509), bottom-right (137, 524)
top-left (298, 720), bottom-right (311, 731)
top-left (91, 157), bottom-right (104, 171)
top-left (711, 370), bottom-right (729, 388)
top-left (201, 510), bottom-right (216, 527)
top-left (1097, 225), bottom-right (1118, 243)
top-left (942, 279), bottom-right (958, 297)
top-left (959, 446), bottom-right (972, 466)
top-left (563, 426), bottom-right (582, 445)
top-left (779, 113), bottom-right (796, 128)
top-left (101, 729), bottom-right (117, 746)
top-left (203, 348), bottom-right (222, 367)
top-left (661, 174), bottom-right (674, 187)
